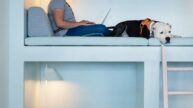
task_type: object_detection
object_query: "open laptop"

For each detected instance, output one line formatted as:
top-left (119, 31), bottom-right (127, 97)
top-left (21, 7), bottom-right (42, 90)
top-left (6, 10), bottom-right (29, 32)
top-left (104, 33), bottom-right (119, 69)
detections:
top-left (101, 8), bottom-right (111, 24)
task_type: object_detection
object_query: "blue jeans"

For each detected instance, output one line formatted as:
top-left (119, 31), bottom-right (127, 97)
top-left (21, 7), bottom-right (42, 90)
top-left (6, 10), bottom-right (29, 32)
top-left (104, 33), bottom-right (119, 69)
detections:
top-left (66, 24), bottom-right (112, 36)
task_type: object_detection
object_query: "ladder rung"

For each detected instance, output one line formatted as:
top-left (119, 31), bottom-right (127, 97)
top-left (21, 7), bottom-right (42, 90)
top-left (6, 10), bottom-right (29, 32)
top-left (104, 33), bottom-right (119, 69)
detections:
top-left (168, 67), bottom-right (193, 72)
top-left (168, 91), bottom-right (193, 95)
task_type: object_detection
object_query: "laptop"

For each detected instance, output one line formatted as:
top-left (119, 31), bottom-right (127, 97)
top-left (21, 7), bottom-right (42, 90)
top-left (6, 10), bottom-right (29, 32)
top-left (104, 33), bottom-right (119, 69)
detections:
top-left (101, 8), bottom-right (111, 24)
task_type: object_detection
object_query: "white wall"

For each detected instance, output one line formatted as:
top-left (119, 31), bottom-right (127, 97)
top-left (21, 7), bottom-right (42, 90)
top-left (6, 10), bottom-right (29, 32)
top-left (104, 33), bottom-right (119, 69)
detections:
top-left (25, 0), bottom-right (193, 37)
top-left (72, 0), bottom-right (193, 37)
top-left (0, 0), bottom-right (9, 107)
top-left (35, 62), bottom-right (142, 108)
top-left (25, 0), bottom-right (40, 9)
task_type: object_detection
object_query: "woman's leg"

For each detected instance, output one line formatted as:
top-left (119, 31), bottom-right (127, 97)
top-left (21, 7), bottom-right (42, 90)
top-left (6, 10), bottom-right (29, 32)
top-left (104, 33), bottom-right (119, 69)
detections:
top-left (66, 24), bottom-right (112, 36)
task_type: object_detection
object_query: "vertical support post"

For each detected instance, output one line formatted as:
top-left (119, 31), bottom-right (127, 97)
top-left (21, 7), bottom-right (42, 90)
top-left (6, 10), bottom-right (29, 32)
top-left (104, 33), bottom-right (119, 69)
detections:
top-left (9, 60), bottom-right (24, 108)
top-left (144, 61), bottom-right (160, 108)
top-left (40, 63), bottom-right (47, 108)
top-left (161, 45), bottom-right (168, 108)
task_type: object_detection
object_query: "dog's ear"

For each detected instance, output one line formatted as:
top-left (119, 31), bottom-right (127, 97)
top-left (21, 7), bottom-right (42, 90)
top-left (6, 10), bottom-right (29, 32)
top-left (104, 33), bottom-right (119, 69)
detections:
top-left (167, 23), bottom-right (172, 28)
top-left (152, 26), bottom-right (156, 31)
top-left (152, 27), bottom-right (156, 30)
top-left (145, 18), bottom-right (151, 21)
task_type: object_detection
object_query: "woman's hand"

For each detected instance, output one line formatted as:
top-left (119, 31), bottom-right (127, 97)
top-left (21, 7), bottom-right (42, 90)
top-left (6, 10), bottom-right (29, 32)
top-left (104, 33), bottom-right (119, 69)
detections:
top-left (79, 20), bottom-right (95, 25)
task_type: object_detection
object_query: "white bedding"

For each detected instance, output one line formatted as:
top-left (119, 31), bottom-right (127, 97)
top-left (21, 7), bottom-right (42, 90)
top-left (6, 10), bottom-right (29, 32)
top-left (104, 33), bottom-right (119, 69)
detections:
top-left (25, 37), bottom-right (148, 46)
top-left (25, 37), bottom-right (193, 46)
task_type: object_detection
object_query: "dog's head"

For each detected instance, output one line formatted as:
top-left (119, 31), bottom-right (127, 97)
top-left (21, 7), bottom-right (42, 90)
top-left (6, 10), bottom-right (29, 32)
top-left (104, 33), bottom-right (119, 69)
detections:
top-left (152, 22), bottom-right (173, 44)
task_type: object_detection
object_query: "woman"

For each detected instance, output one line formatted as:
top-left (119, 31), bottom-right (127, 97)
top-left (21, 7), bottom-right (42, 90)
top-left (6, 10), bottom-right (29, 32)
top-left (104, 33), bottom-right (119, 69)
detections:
top-left (48, 0), bottom-right (112, 36)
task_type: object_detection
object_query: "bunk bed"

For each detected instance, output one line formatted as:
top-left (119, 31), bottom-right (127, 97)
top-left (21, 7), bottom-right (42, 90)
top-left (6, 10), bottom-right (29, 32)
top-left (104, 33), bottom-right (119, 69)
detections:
top-left (9, 6), bottom-right (193, 108)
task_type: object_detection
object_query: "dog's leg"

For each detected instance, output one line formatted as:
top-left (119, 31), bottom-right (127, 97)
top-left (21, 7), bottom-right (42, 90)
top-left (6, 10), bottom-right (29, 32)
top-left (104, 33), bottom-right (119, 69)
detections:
top-left (173, 35), bottom-right (182, 38)
top-left (112, 23), bottom-right (127, 36)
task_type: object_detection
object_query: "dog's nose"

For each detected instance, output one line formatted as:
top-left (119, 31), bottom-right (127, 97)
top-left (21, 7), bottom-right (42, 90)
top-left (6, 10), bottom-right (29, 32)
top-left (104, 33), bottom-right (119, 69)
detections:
top-left (165, 37), bottom-right (170, 43)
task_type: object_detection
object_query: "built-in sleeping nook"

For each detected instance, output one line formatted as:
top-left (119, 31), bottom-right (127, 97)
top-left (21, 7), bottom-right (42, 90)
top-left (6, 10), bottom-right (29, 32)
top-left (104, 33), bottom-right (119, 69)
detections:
top-left (8, 0), bottom-right (193, 108)
top-left (24, 0), bottom-right (193, 46)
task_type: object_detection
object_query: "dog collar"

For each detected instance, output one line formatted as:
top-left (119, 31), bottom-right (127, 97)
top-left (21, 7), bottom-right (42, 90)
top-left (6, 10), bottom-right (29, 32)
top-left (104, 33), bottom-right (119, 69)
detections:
top-left (149, 21), bottom-right (158, 37)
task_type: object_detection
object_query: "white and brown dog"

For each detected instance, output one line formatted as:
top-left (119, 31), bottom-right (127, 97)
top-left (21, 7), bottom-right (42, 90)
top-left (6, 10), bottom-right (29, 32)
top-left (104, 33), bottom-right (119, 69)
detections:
top-left (110, 18), bottom-right (174, 44)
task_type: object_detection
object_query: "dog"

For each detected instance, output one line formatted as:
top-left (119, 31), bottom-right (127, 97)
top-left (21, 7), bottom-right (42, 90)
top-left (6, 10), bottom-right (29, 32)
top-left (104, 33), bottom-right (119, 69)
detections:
top-left (109, 18), bottom-right (174, 44)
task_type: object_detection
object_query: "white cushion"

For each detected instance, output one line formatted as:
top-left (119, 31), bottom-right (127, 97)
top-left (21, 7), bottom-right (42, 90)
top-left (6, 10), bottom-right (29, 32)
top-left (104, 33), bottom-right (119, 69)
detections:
top-left (25, 37), bottom-right (148, 46)
top-left (28, 7), bottom-right (53, 37)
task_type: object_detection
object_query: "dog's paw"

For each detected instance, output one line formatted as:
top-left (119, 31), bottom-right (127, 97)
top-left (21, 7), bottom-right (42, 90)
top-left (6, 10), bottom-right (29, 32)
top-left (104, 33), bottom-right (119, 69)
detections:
top-left (173, 35), bottom-right (182, 38)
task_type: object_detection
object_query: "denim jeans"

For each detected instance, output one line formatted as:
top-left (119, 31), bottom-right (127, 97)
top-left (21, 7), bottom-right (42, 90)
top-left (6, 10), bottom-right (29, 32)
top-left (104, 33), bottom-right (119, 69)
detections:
top-left (66, 24), bottom-right (112, 36)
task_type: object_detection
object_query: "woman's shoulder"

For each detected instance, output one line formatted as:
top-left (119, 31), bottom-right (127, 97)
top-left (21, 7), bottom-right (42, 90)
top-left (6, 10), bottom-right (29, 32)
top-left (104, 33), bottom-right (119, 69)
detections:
top-left (49, 0), bottom-right (66, 6)
top-left (49, 0), bottom-right (66, 10)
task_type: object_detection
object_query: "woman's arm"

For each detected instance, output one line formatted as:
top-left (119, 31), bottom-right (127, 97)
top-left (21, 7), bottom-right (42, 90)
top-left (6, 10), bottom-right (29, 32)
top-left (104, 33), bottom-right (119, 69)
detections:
top-left (53, 9), bottom-right (94, 29)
